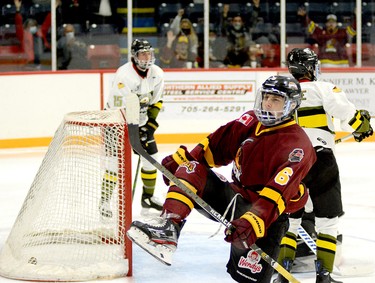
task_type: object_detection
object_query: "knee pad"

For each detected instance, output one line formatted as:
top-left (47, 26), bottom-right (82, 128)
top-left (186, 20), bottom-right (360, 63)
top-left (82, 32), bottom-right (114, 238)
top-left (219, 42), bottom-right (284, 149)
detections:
top-left (315, 216), bottom-right (339, 237)
top-left (174, 161), bottom-right (208, 197)
top-left (141, 153), bottom-right (158, 171)
top-left (288, 217), bottom-right (302, 235)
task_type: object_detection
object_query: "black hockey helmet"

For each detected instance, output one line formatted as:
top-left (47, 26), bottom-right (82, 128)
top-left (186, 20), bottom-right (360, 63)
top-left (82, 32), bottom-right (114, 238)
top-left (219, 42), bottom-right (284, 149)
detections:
top-left (131, 38), bottom-right (155, 70)
top-left (286, 48), bottom-right (320, 81)
top-left (254, 75), bottom-right (302, 126)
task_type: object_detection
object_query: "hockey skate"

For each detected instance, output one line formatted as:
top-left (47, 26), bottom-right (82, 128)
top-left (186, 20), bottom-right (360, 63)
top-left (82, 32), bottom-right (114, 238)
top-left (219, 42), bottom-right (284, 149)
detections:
top-left (126, 216), bottom-right (182, 265)
top-left (99, 200), bottom-right (113, 219)
top-left (315, 260), bottom-right (343, 283)
top-left (140, 193), bottom-right (163, 216)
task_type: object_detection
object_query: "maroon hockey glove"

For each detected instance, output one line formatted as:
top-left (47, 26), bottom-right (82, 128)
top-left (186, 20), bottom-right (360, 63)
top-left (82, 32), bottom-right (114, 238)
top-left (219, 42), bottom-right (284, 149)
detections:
top-left (161, 145), bottom-right (194, 185)
top-left (224, 212), bottom-right (264, 250)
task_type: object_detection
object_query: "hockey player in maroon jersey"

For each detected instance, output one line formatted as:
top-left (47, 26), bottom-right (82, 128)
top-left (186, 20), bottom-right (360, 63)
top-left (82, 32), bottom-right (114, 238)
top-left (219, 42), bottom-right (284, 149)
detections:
top-left (127, 75), bottom-right (317, 282)
top-left (298, 7), bottom-right (356, 67)
top-left (273, 48), bottom-right (373, 283)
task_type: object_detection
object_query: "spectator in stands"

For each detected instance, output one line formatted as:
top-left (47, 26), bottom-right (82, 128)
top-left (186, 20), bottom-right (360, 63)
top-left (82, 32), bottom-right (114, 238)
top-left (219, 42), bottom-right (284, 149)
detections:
top-left (57, 23), bottom-right (89, 70)
top-left (169, 8), bottom-right (186, 35)
top-left (298, 7), bottom-right (356, 67)
top-left (160, 15), bottom-right (198, 68)
top-left (223, 14), bottom-right (252, 67)
top-left (196, 29), bottom-right (226, 68)
top-left (219, 3), bottom-right (231, 36)
top-left (244, 0), bottom-right (261, 34)
top-left (219, 0), bottom-right (260, 37)
top-left (14, 0), bottom-right (56, 69)
top-left (243, 42), bottom-right (264, 68)
top-left (261, 45), bottom-right (280, 67)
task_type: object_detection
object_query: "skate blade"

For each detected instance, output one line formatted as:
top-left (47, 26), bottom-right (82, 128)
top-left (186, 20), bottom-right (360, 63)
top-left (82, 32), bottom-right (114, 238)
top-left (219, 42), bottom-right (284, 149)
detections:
top-left (126, 226), bottom-right (174, 266)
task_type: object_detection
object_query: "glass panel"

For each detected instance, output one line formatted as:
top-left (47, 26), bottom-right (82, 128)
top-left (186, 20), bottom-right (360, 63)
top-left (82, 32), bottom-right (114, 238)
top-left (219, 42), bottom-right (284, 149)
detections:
top-left (0, 0), bottom-right (124, 72)
top-left (362, 0), bottom-right (375, 66)
top-left (155, 2), bottom-right (201, 68)
top-left (285, 1), bottom-right (360, 67)
top-left (58, 0), bottom-right (123, 70)
top-left (0, 1), bottom-right (373, 72)
top-left (252, 1), bottom-right (281, 68)
top-left (0, 1), bottom-right (53, 71)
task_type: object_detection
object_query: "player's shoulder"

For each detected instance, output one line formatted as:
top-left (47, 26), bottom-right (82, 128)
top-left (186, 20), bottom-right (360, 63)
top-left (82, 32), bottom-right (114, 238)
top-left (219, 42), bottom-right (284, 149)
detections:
top-left (150, 64), bottom-right (164, 78)
top-left (303, 80), bottom-right (342, 93)
top-left (115, 62), bottom-right (132, 74)
top-left (235, 110), bottom-right (258, 127)
top-left (317, 80), bottom-right (344, 94)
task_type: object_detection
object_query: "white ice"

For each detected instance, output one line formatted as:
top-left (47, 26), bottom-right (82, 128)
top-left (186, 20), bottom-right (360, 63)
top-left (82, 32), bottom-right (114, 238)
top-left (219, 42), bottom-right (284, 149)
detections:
top-left (0, 142), bottom-right (375, 283)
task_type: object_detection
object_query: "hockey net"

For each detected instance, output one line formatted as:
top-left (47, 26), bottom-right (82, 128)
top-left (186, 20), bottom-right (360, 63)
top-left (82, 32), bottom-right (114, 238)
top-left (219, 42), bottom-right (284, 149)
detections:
top-left (0, 110), bottom-right (132, 281)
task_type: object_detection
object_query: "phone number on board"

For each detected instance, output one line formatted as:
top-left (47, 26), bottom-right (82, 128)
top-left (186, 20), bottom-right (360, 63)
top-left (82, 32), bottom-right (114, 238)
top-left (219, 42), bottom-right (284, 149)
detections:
top-left (179, 106), bottom-right (248, 113)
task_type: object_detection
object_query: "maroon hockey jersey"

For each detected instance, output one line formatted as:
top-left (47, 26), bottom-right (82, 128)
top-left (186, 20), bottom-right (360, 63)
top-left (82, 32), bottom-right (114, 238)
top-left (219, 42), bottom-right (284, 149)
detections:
top-left (191, 110), bottom-right (316, 231)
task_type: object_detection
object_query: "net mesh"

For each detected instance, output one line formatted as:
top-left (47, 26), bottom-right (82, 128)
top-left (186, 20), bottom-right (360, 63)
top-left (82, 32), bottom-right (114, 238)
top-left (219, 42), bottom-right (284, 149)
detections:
top-left (0, 110), bottom-right (132, 281)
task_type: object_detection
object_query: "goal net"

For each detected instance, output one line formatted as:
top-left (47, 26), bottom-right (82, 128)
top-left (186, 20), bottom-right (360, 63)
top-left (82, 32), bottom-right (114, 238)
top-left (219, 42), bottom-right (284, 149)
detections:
top-left (0, 110), bottom-right (132, 281)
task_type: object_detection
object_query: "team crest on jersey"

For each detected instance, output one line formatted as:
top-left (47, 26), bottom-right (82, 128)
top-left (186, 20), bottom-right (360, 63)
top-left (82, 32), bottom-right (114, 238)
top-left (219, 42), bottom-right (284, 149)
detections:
top-left (237, 113), bottom-right (253, 126)
top-left (288, 148), bottom-right (304, 162)
top-left (181, 161), bottom-right (198, 173)
top-left (238, 250), bottom-right (262, 274)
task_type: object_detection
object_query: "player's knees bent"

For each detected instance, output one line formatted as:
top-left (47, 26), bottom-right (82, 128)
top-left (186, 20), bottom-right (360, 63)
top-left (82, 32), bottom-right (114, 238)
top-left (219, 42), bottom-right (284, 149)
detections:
top-left (175, 161), bottom-right (208, 195)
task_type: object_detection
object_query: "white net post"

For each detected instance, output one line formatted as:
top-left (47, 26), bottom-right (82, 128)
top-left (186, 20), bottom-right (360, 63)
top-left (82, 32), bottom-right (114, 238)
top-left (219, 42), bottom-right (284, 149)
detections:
top-left (0, 110), bottom-right (132, 281)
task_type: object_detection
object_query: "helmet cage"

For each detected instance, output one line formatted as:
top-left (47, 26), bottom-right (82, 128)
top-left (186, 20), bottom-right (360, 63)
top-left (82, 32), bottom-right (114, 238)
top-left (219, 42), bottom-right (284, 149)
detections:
top-left (254, 77), bottom-right (301, 126)
top-left (133, 48), bottom-right (155, 70)
top-left (131, 39), bottom-right (155, 70)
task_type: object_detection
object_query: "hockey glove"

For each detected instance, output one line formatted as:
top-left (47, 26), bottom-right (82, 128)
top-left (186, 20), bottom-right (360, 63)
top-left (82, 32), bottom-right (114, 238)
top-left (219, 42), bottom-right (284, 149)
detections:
top-left (348, 110), bottom-right (373, 142)
top-left (139, 118), bottom-right (159, 149)
top-left (161, 145), bottom-right (194, 185)
top-left (224, 212), bottom-right (264, 250)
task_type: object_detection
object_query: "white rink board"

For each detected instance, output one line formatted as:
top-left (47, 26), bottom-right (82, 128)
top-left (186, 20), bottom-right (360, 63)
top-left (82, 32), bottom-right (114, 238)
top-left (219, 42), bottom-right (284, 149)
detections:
top-left (1, 69), bottom-right (375, 142)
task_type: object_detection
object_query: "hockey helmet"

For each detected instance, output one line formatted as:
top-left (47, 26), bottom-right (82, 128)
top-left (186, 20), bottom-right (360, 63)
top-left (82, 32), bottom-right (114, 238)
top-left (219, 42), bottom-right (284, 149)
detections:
top-left (287, 48), bottom-right (320, 81)
top-left (254, 75), bottom-right (302, 126)
top-left (131, 39), bottom-right (155, 70)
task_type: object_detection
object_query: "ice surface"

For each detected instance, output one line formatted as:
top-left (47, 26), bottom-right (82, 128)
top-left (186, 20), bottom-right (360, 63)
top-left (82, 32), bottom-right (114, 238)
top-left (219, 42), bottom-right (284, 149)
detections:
top-left (0, 143), bottom-right (374, 282)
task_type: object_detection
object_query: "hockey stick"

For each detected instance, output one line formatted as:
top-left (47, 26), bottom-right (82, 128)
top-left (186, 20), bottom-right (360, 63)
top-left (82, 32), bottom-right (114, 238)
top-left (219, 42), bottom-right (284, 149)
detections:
top-left (297, 226), bottom-right (317, 254)
top-left (132, 155), bottom-right (141, 202)
top-left (297, 226), bottom-right (343, 275)
top-left (127, 123), bottom-right (300, 283)
top-left (119, 102), bottom-right (300, 283)
top-left (335, 133), bottom-right (353, 144)
top-left (297, 226), bottom-right (375, 277)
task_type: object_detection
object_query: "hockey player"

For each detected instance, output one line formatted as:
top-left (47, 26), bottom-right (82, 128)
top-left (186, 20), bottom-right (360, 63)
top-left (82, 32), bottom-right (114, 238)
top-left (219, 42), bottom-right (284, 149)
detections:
top-left (100, 38), bottom-right (165, 217)
top-left (273, 48), bottom-right (373, 283)
top-left (298, 8), bottom-right (356, 67)
top-left (127, 75), bottom-right (317, 283)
